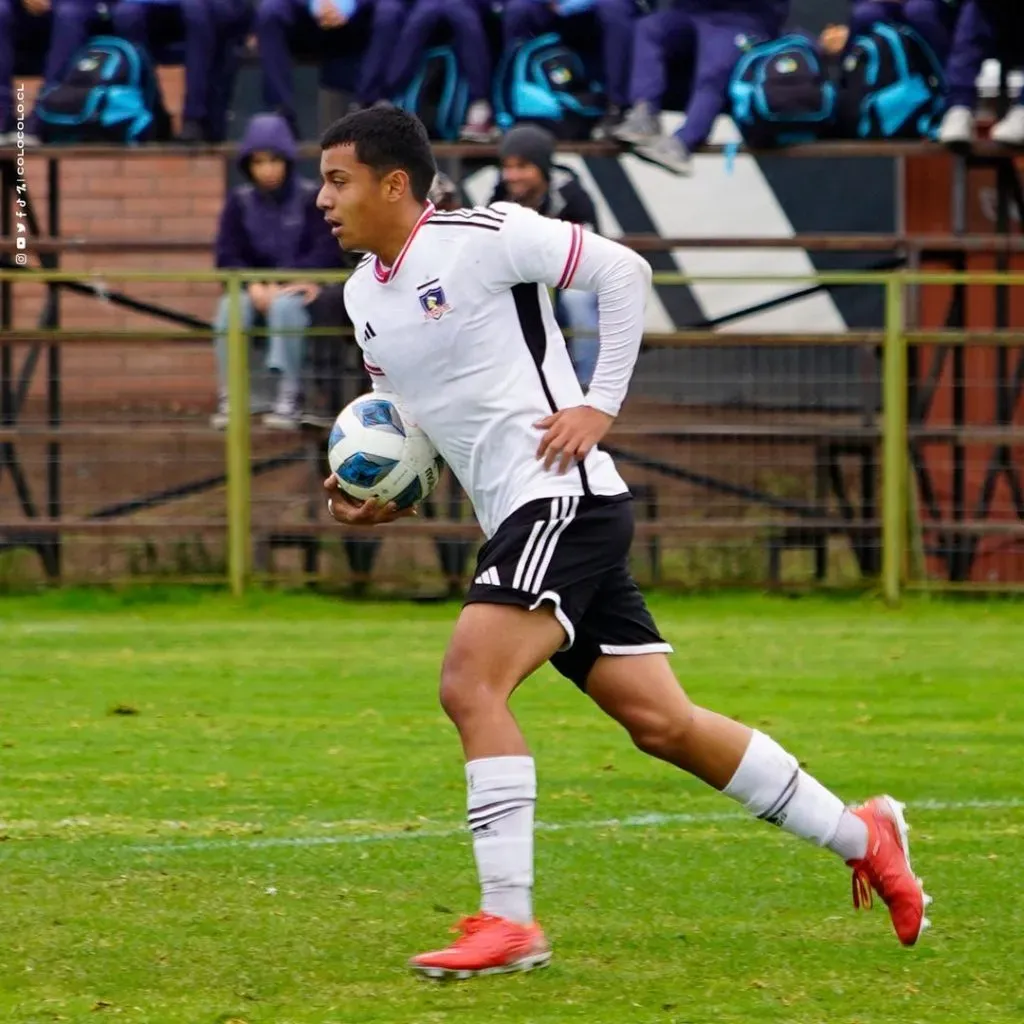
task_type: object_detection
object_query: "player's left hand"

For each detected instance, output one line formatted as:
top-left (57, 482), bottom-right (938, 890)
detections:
top-left (534, 406), bottom-right (614, 474)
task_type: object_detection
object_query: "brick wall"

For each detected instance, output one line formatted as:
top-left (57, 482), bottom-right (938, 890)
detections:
top-left (10, 70), bottom-right (234, 416)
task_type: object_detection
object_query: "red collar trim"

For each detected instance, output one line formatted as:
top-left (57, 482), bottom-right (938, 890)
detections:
top-left (373, 202), bottom-right (435, 284)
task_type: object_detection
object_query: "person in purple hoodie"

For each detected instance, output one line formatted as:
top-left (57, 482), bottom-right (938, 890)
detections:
top-left (213, 113), bottom-right (344, 430)
top-left (938, 0), bottom-right (1024, 147)
top-left (0, 0), bottom-right (100, 144)
top-left (613, 0), bottom-right (790, 174)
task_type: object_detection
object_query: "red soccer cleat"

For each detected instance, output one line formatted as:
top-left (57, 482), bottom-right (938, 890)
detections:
top-left (408, 912), bottom-right (551, 980)
top-left (847, 795), bottom-right (933, 946)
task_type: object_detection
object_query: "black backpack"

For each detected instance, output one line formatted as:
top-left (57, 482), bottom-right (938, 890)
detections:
top-left (728, 34), bottom-right (838, 148)
top-left (34, 35), bottom-right (171, 144)
top-left (836, 22), bottom-right (946, 140)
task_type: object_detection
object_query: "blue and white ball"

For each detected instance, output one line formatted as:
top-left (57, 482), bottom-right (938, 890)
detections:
top-left (327, 392), bottom-right (443, 509)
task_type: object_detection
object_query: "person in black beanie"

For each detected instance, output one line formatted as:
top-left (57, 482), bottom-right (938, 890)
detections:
top-left (489, 124), bottom-right (602, 388)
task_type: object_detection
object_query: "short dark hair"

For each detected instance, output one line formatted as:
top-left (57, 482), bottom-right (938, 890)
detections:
top-left (321, 108), bottom-right (437, 203)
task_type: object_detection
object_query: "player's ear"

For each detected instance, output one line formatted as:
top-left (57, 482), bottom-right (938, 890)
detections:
top-left (382, 168), bottom-right (411, 203)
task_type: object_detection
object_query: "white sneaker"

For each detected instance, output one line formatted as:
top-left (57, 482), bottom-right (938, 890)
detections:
top-left (634, 133), bottom-right (693, 176)
top-left (262, 382), bottom-right (301, 430)
top-left (938, 105), bottom-right (975, 146)
top-left (210, 394), bottom-right (229, 430)
top-left (611, 101), bottom-right (660, 145)
top-left (990, 106), bottom-right (1024, 147)
top-left (460, 100), bottom-right (498, 143)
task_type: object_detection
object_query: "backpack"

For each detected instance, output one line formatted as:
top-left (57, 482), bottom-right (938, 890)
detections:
top-left (836, 22), bottom-right (946, 140)
top-left (34, 36), bottom-right (170, 145)
top-left (393, 47), bottom-right (469, 142)
top-left (728, 34), bottom-right (838, 148)
top-left (493, 33), bottom-right (604, 140)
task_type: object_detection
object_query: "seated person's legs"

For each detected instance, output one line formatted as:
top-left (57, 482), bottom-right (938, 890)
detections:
top-left (593, 0), bottom-right (637, 134)
top-left (451, 0), bottom-right (498, 141)
top-left (264, 290), bottom-right (310, 428)
top-left (211, 289), bottom-right (256, 428)
top-left (255, 0), bottom-right (324, 129)
top-left (1, 0), bottom-right (53, 139)
top-left (0, 0), bottom-right (18, 137)
top-left (32, 0), bottom-right (95, 133)
top-left (939, 0), bottom-right (995, 144)
top-left (502, 0), bottom-right (555, 51)
top-left (554, 289), bottom-right (599, 390)
top-left (633, 10), bottom-right (775, 174)
top-left (613, 9), bottom-right (695, 145)
top-left (177, 0), bottom-right (251, 141)
top-left (353, 0), bottom-right (408, 106)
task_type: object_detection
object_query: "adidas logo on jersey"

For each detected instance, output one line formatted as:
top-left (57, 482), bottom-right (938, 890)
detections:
top-left (473, 567), bottom-right (500, 587)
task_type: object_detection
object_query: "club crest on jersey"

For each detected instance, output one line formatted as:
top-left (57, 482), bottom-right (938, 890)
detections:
top-left (419, 284), bottom-right (452, 321)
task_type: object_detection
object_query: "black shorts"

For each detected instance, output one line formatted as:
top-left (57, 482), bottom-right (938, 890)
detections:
top-left (464, 494), bottom-right (672, 689)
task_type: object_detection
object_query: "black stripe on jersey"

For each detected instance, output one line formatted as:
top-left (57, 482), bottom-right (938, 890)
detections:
top-left (432, 208), bottom-right (507, 224)
top-left (511, 283), bottom-right (592, 496)
top-left (417, 278), bottom-right (440, 290)
top-left (424, 220), bottom-right (501, 232)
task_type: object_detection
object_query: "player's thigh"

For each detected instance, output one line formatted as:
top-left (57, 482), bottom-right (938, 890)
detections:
top-left (552, 565), bottom-right (693, 732)
top-left (440, 600), bottom-right (566, 711)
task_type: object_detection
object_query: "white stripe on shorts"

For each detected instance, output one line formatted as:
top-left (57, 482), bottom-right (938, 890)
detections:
top-left (525, 496), bottom-right (579, 594)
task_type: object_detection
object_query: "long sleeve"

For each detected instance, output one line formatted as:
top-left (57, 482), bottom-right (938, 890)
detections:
top-left (214, 192), bottom-right (250, 270)
top-left (486, 202), bottom-right (652, 418)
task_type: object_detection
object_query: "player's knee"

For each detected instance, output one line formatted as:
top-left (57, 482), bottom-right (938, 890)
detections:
top-left (628, 702), bottom-right (697, 761)
top-left (438, 647), bottom-right (504, 725)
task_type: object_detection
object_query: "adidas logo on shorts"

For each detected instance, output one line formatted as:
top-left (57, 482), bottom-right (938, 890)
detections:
top-left (473, 567), bottom-right (500, 586)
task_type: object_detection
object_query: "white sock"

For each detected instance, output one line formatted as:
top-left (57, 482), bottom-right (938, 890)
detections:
top-left (466, 756), bottom-right (536, 925)
top-left (723, 730), bottom-right (868, 860)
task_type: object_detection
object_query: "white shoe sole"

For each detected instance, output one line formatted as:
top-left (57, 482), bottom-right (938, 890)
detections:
top-left (880, 794), bottom-right (933, 943)
top-left (410, 949), bottom-right (552, 981)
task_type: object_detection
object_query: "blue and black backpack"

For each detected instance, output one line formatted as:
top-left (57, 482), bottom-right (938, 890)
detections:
top-left (393, 46), bottom-right (469, 142)
top-left (493, 33), bottom-right (604, 140)
top-left (34, 36), bottom-right (170, 144)
top-left (728, 34), bottom-right (838, 148)
top-left (836, 22), bottom-right (946, 139)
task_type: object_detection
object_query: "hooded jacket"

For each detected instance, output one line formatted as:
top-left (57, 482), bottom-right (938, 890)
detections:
top-left (488, 165), bottom-right (599, 233)
top-left (214, 113), bottom-right (342, 272)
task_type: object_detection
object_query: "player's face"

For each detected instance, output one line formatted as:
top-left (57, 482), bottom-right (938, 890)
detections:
top-left (501, 157), bottom-right (546, 204)
top-left (317, 144), bottom-right (391, 253)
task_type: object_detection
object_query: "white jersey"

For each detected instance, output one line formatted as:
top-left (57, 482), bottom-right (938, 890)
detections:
top-left (342, 200), bottom-right (652, 538)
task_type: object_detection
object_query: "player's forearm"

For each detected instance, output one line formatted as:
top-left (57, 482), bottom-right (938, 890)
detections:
top-left (568, 236), bottom-right (652, 417)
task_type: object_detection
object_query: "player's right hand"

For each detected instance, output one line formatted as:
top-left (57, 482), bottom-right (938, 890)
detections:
top-left (323, 475), bottom-right (416, 526)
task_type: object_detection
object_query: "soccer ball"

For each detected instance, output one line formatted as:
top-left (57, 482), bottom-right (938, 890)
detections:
top-left (327, 392), bottom-right (443, 509)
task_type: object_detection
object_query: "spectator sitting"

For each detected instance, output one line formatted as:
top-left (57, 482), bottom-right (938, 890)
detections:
top-left (0, 0), bottom-right (99, 145)
top-left (820, 1), bottom-right (963, 65)
top-left (255, 0), bottom-right (406, 137)
top-left (489, 124), bottom-right (602, 388)
top-left (112, 0), bottom-right (253, 143)
top-left (501, 0), bottom-right (643, 140)
top-left (613, 0), bottom-right (790, 175)
top-left (938, 0), bottom-right (1024, 146)
top-left (388, 0), bottom-right (498, 142)
top-left (212, 112), bottom-right (343, 430)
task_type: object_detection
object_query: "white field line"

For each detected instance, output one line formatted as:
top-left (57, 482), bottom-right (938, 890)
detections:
top-left (127, 798), bottom-right (1024, 855)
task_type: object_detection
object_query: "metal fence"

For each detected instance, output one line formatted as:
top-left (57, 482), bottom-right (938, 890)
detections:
top-left (1, 268), bottom-right (1022, 600)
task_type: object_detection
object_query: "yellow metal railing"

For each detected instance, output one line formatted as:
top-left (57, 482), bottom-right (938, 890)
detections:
top-left (2, 268), bottom-right (1023, 598)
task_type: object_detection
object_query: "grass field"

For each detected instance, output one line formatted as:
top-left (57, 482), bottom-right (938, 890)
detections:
top-left (1, 590), bottom-right (1022, 1024)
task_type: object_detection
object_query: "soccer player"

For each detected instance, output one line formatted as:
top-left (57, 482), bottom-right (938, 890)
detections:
top-left (316, 107), bottom-right (931, 980)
